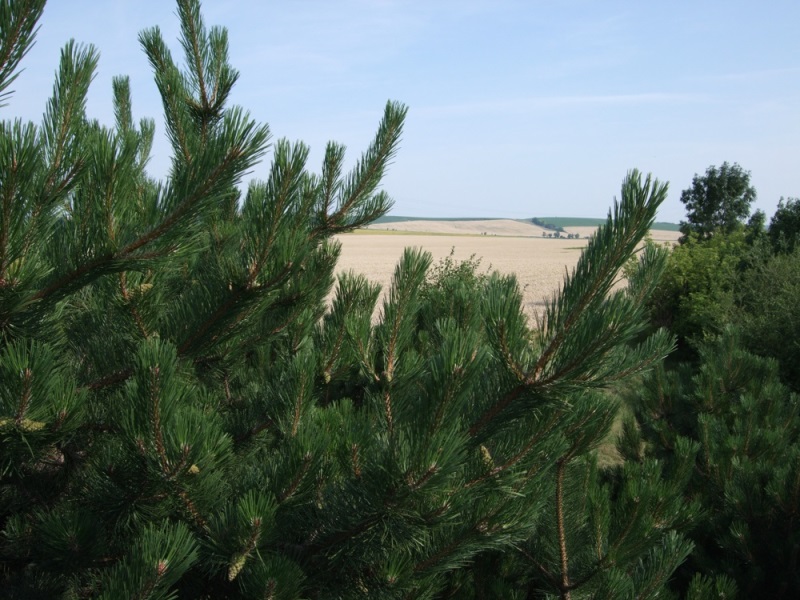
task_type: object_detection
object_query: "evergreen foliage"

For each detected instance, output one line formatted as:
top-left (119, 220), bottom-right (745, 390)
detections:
top-left (627, 330), bottom-right (800, 598)
top-left (0, 1), bottom-right (692, 598)
top-left (0, 0), bottom-right (45, 107)
top-left (632, 162), bottom-right (800, 596)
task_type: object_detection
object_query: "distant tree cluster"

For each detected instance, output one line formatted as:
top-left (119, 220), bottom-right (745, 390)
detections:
top-left (531, 216), bottom-right (565, 232)
top-left (541, 231), bottom-right (580, 239)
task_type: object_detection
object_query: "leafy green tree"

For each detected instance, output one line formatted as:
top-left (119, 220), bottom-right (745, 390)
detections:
top-left (744, 208), bottom-right (768, 246)
top-left (679, 162), bottom-right (757, 240)
top-left (768, 196), bottom-right (800, 253)
top-left (1, 1), bottom-right (692, 598)
top-left (736, 247), bottom-right (800, 390)
top-left (626, 330), bottom-right (800, 598)
top-left (644, 232), bottom-right (747, 349)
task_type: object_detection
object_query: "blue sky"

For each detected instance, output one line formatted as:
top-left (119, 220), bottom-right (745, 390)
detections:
top-left (7, 0), bottom-right (800, 222)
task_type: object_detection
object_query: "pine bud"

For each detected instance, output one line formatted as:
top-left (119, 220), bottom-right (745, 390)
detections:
top-left (480, 445), bottom-right (494, 469)
top-left (228, 553), bottom-right (247, 580)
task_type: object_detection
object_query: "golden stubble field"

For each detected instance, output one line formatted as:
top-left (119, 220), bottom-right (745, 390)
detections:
top-left (332, 220), bottom-right (681, 321)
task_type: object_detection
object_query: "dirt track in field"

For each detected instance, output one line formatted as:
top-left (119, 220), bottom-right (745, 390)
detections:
top-left (332, 220), bottom-right (681, 322)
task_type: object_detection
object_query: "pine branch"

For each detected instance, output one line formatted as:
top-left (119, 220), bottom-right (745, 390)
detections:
top-left (303, 514), bottom-right (381, 557)
top-left (470, 171), bottom-right (668, 438)
top-left (0, 0), bottom-right (45, 105)
top-left (233, 418), bottom-right (277, 446)
top-left (496, 320), bottom-right (528, 381)
top-left (243, 139), bottom-right (308, 288)
top-left (119, 272), bottom-right (150, 338)
top-left (0, 130), bottom-right (21, 277)
top-left (517, 545), bottom-right (560, 590)
top-left (85, 367), bottom-right (133, 391)
top-left (465, 413), bottom-right (560, 487)
top-left (318, 141), bottom-right (345, 223)
top-left (120, 147), bottom-right (243, 256)
top-left (350, 443), bottom-right (362, 478)
top-left (42, 41), bottom-right (97, 187)
top-left (147, 364), bottom-right (169, 474)
top-left (31, 248), bottom-right (164, 304)
top-left (379, 248), bottom-right (431, 435)
top-left (278, 453), bottom-right (312, 503)
top-left (413, 536), bottom-right (466, 574)
top-left (317, 101), bottom-right (407, 234)
top-left (176, 262), bottom-right (294, 356)
top-left (555, 459), bottom-right (572, 600)
top-left (407, 462), bottom-right (439, 492)
top-left (468, 383), bottom-right (525, 438)
top-left (139, 27), bottom-right (192, 162)
top-left (112, 76), bottom-right (133, 134)
top-left (30, 137), bottom-right (258, 309)
top-left (290, 375), bottom-right (308, 438)
top-left (13, 366), bottom-right (32, 424)
top-left (178, 0), bottom-right (211, 115)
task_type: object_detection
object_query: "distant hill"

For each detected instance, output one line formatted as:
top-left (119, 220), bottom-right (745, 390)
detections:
top-left (374, 216), bottom-right (502, 223)
top-left (377, 215), bottom-right (680, 232)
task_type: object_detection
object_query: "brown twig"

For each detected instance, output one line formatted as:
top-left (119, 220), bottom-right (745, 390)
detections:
top-left (555, 458), bottom-right (571, 600)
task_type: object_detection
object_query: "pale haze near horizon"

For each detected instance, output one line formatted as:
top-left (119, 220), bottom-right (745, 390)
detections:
top-left (7, 0), bottom-right (799, 224)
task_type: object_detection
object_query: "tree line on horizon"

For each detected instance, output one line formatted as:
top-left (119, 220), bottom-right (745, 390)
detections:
top-left (1, 1), bottom-right (798, 598)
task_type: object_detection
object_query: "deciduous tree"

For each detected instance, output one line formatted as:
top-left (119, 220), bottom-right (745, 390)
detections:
top-left (768, 196), bottom-right (800, 253)
top-left (679, 162), bottom-right (756, 240)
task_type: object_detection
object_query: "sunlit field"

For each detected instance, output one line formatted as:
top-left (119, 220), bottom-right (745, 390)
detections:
top-left (333, 220), bottom-right (681, 321)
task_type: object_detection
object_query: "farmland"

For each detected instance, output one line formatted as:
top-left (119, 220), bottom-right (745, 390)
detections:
top-left (334, 219), bottom-right (681, 320)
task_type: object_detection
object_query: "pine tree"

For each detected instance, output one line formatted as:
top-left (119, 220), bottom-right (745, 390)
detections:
top-left (1, 1), bottom-right (694, 597)
top-left (626, 329), bottom-right (800, 597)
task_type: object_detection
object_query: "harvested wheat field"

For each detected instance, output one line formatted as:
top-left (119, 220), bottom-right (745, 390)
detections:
top-left (333, 220), bottom-right (681, 322)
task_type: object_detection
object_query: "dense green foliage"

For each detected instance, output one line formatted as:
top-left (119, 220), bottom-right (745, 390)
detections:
top-left (768, 196), bottom-right (800, 253)
top-left (736, 247), bottom-right (800, 390)
top-left (647, 192), bottom-right (800, 387)
top-left (679, 162), bottom-right (756, 240)
top-left (645, 232), bottom-right (745, 346)
top-left (627, 331), bottom-right (800, 598)
top-left (2, 1), bottom-right (798, 598)
top-left (0, 1), bottom-right (698, 598)
top-left (636, 160), bottom-right (800, 596)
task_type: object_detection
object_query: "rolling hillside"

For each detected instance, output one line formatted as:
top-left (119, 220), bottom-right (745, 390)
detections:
top-left (376, 215), bottom-right (680, 232)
